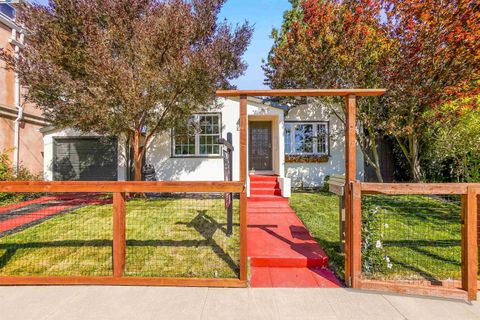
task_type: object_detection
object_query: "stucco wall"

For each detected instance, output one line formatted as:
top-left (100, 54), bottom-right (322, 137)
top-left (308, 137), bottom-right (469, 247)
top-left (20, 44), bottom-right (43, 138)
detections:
top-left (18, 122), bottom-right (44, 174)
top-left (145, 98), bottom-right (285, 182)
top-left (1, 21), bottom-right (45, 174)
top-left (0, 23), bottom-right (14, 108)
top-left (284, 101), bottom-right (365, 188)
top-left (0, 118), bottom-right (44, 174)
top-left (146, 98), bottom-right (241, 182)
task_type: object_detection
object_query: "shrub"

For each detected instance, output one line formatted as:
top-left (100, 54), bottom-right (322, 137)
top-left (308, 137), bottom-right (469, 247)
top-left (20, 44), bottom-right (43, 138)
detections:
top-left (361, 201), bottom-right (390, 277)
top-left (321, 175), bottom-right (331, 193)
top-left (0, 150), bottom-right (42, 206)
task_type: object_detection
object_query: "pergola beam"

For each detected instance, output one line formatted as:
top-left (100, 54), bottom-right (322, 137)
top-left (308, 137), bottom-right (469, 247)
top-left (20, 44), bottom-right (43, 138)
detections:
top-left (216, 89), bottom-right (386, 97)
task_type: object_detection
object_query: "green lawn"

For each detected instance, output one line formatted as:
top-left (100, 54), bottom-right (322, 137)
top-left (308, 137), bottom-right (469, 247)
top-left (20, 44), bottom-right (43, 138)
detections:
top-left (290, 191), bottom-right (463, 283)
top-left (289, 192), bottom-right (345, 279)
top-left (0, 197), bottom-right (240, 278)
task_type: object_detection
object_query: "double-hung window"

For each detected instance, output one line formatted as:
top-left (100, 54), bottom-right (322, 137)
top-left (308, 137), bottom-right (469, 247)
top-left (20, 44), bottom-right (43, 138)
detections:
top-left (0, 4), bottom-right (16, 20)
top-left (285, 122), bottom-right (329, 155)
top-left (173, 114), bottom-right (221, 157)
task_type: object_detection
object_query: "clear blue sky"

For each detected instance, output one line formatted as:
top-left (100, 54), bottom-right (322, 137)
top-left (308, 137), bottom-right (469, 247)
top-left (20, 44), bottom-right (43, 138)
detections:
top-left (218, 0), bottom-right (291, 89)
top-left (32, 0), bottom-right (292, 89)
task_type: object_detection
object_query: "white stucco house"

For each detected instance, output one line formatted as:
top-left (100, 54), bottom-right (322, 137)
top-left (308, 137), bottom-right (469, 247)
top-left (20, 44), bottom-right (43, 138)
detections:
top-left (41, 97), bottom-right (364, 197)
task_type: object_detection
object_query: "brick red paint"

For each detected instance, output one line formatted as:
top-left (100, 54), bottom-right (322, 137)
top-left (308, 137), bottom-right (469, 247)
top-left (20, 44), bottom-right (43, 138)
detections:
top-left (0, 194), bottom-right (109, 233)
top-left (248, 175), bottom-right (341, 288)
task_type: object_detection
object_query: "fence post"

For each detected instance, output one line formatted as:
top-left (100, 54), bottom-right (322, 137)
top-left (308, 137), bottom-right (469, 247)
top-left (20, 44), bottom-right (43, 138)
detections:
top-left (462, 187), bottom-right (478, 300)
top-left (113, 192), bottom-right (126, 278)
top-left (351, 181), bottom-right (362, 288)
top-left (344, 94), bottom-right (357, 286)
top-left (239, 95), bottom-right (248, 282)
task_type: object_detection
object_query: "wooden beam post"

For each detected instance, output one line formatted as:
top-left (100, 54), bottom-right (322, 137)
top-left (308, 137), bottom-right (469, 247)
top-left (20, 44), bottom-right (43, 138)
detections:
top-left (351, 181), bottom-right (362, 288)
top-left (239, 95), bottom-right (248, 282)
top-left (344, 94), bottom-right (357, 286)
top-left (113, 192), bottom-right (126, 278)
top-left (463, 187), bottom-right (478, 300)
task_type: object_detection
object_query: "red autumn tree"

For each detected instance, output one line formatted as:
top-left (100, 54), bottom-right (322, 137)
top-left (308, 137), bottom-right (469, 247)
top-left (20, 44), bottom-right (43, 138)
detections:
top-left (265, 0), bottom-right (480, 182)
top-left (1, 0), bottom-right (253, 180)
top-left (381, 0), bottom-right (480, 181)
top-left (264, 0), bottom-right (391, 182)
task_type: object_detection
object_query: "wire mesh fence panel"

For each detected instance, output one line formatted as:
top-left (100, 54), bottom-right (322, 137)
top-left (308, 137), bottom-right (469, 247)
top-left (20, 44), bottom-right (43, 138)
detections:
top-left (125, 193), bottom-right (240, 279)
top-left (0, 192), bottom-right (113, 276)
top-left (361, 194), bottom-right (462, 288)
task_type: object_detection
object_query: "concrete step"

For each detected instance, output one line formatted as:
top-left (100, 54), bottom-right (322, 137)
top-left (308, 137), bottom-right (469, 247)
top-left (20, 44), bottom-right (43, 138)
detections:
top-left (250, 181), bottom-right (279, 189)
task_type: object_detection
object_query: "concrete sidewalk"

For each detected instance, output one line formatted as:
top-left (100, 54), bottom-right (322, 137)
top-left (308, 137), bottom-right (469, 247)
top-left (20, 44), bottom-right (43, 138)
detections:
top-left (1, 286), bottom-right (479, 320)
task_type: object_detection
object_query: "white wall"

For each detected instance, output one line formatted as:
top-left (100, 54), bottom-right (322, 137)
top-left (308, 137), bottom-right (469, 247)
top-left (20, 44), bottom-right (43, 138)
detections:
top-left (284, 101), bottom-right (365, 189)
top-left (146, 98), bottom-right (241, 181)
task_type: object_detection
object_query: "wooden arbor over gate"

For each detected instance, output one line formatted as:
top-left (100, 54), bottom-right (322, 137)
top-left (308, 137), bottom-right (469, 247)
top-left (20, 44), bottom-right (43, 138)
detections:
top-left (216, 88), bottom-right (387, 286)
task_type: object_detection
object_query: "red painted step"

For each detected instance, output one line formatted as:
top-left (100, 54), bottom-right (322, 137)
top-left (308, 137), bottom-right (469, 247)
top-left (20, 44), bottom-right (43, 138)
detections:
top-left (250, 188), bottom-right (282, 196)
top-left (248, 213), bottom-right (329, 268)
top-left (249, 195), bottom-right (289, 202)
top-left (249, 175), bottom-right (279, 182)
top-left (250, 267), bottom-right (342, 288)
top-left (250, 181), bottom-right (279, 189)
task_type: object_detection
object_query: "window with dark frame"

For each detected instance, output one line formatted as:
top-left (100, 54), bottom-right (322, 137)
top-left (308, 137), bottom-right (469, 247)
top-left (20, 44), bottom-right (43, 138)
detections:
top-left (173, 114), bottom-right (221, 157)
top-left (285, 122), bottom-right (329, 155)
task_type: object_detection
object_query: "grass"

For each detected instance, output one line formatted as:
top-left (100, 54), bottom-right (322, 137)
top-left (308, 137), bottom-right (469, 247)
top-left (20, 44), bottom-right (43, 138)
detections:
top-left (289, 192), bottom-right (345, 279)
top-left (290, 191), bottom-right (463, 283)
top-left (0, 197), bottom-right (239, 278)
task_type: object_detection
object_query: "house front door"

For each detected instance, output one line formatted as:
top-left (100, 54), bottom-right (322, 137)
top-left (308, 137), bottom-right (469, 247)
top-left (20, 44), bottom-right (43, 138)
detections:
top-left (249, 121), bottom-right (273, 171)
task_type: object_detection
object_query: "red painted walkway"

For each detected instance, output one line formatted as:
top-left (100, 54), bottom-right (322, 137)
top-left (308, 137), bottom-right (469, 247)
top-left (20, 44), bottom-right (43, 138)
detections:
top-left (248, 175), bottom-right (341, 288)
top-left (0, 194), bottom-right (108, 235)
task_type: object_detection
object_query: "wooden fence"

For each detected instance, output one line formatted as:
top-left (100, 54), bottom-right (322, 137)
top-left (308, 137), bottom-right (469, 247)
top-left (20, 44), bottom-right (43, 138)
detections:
top-left (347, 182), bottom-right (480, 300)
top-left (0, 181), bottom-right (247, 288)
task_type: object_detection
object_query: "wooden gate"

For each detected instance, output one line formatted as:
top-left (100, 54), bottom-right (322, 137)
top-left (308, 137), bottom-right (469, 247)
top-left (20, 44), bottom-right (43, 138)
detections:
top-left (346, 182), bottom-right (480, 300)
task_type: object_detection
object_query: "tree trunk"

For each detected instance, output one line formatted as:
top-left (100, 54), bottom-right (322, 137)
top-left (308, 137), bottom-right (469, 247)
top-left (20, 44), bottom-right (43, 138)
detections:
top-left (409, 133), bottom-right (423, 182)
top-left (328, 104), bottom-right (385, 183)
top-left (132, 130), bottom-right (145, 181)
top-left (395, 134), bottom-right (423, 182)
top-left (368, 127), bottom-right (384, 183)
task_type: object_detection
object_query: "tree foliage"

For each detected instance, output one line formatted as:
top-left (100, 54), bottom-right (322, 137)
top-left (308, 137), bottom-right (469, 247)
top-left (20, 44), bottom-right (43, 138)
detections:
top-left (424, 97), bottom-right (480, 182)
top-left (264, 0), bottom-right (480, 182)
top-left (1, 0), bottom-right (253, 180)
top-left (381, 0), bottom-right (480, 181)
top-left (263, 0), bottom-right (391, 182)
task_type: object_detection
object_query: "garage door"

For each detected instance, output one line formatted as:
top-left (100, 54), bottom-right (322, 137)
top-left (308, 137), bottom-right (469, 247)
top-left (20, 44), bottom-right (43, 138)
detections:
top-left (53, 137), bottom-right (118, 181)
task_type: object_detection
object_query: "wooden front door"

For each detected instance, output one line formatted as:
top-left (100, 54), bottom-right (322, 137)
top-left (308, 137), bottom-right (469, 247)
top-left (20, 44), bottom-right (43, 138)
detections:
top-left (249, 121), bottom-right (273, 171)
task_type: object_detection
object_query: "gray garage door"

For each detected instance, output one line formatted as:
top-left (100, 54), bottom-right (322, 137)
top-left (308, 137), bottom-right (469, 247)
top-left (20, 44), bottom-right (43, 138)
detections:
top-left (53, 137), bottom-right (118, 181)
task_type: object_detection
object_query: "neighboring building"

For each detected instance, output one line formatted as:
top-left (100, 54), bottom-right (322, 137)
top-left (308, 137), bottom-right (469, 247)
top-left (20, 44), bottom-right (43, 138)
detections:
top-left (0, 3), bottom-right (46, 174)
top-left (42, 97), bottom-right (364, 196)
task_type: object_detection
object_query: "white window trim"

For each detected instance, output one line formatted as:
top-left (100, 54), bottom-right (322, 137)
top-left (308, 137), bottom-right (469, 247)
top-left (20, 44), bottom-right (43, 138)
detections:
top-left (172, 113), bottom-right (222, 157)
top-left (285, 122), bottom-right (329, 156)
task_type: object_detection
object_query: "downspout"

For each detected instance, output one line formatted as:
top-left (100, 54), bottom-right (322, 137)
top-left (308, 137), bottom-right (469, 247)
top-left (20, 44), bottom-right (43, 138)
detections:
top-left (12, 28), bottom-right (23, 173)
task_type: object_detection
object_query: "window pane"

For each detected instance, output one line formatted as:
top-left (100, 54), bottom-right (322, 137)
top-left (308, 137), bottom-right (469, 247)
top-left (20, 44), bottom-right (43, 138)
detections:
top-left (198, 114), bottom-right (221, 155)
top-left (317, 124), bottom-right (327, 154)
top-left (295, 124), bottom-right (314, 153)
top-left (285, 124), bottom-right (292, 154)
top-left (174, 116), bottom-right (195, 155)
